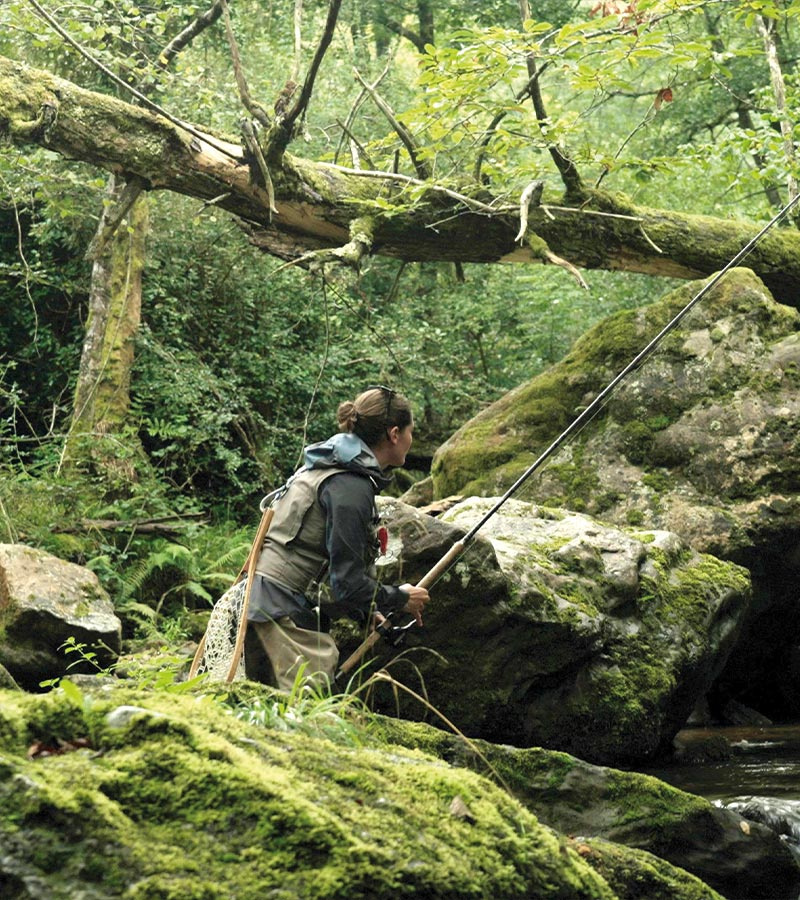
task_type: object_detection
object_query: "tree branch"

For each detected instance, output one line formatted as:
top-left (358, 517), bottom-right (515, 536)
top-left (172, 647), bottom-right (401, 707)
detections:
top-left (159, 0), bottom-right (224, 68)
top-left (518, 0), bottom-right (583, 196)
top-left (220, 0), bottom-right (271, 127)
top-left (25, 0), bottom-right (239, 161)
top-left (334, 54), bottom-right (394, 166)
top-left (84, 175), bottom-right (148, 261)
top-left (5, 55), bottom-right (800, 301)
top-left (354, 69), bottom-right (430, 179)
top-left (272, 0), bottom-right (343, 156)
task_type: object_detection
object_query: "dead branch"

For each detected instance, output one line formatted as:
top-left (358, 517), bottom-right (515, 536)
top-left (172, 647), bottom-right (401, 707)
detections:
top-left (334, 53), bottom-right (394, 166)
top-left (544, 249), bottom-right (589, 289)
top-left (515, 179), bottom-right (544, 243)
top-left (159, 0), bottom-right (224, 68)
top-left (52, 514), bottom-right (207, 535)
top-left (354, 68), bottom-right (430, 179)
top-left (241, 119), bottom-right (277, 217)
top-left (220, 0), bottom-right (271, 127)
top-left (275, 0), bottom-right (343, 154)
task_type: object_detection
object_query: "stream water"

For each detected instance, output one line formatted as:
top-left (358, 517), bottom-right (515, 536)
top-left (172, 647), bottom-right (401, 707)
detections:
top-left (641, 724), bottom-right (800, 861)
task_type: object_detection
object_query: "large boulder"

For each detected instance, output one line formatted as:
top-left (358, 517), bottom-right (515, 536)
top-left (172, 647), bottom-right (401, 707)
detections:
top-left (374, 717), bottom-right (800, 900)
top-left (0, 683), bottom-right (629, 900)
top-left (0, 543), bottom-right (121, 689)
top-left (428, 268), bottom-right (800, 718)
top-left (344, 497), bottom-right (750, 764)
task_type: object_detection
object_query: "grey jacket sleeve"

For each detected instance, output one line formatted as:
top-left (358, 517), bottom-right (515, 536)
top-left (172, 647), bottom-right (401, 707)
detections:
top-left (318, 473), bottom-right (407, 623)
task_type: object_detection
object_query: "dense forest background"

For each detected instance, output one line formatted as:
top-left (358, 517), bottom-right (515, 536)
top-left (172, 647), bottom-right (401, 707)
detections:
top-left (1, 0), bottom-right (798, 642)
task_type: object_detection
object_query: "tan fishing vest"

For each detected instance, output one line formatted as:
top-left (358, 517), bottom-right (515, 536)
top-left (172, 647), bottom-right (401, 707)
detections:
top-left (255, 467), bottom-right (378, 595)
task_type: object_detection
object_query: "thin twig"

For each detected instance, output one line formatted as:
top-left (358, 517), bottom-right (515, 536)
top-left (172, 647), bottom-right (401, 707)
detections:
top-left (518, 0), bottom-right (583, 193)
top-left (292, 0), bottom-right (303, 83)
top-left (354, 68), bottom-right (429, 179)
top-left (334, 53), bottom-right (394, 166)
top-left (335, 118), bottom-right (374, 170)
top-left (296, 277), bottom-right (331, 466)
top-left (278, 0), bottom-right (343, 150)
top-left (321, 164), bottom-right (503, 215)
top-left (595, 105), bottom-right (656, 189)
top-left (639, 225), bottom-right (663, 253)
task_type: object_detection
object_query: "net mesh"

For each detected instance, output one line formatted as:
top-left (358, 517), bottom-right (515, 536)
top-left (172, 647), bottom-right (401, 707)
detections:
top-left (195, 579), bottom-right (247, 682)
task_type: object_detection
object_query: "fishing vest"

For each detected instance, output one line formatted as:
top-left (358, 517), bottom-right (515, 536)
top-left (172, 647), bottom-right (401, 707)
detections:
top-left (255, 467), bottom-right (379, 596)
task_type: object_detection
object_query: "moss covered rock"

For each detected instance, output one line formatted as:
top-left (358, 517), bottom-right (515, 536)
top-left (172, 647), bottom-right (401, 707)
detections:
top-left (362, 497), bottom-right (750, 764)
top-left (431, 269), bottom-right (800, 543)
top-left (0, 543), bottom-right (122, 690)
top-left (568, 839), bottom-right (723, 900)
top-left (372, 717), bottom-right (800, 900)
top-left (0, 683), bottom-right (623, 900)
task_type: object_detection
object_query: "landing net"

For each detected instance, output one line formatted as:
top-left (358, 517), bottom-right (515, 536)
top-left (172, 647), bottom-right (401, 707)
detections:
top-left (194, 579), bottom-right (247, 682)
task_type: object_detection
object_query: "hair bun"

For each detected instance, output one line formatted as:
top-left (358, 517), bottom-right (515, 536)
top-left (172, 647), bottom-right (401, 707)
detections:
top-left (336, 400), bottom-right (358, 433)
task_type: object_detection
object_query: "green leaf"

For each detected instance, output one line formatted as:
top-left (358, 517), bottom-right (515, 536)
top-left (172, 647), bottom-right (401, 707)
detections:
top-left (60, 678), bottom-right (84, 708)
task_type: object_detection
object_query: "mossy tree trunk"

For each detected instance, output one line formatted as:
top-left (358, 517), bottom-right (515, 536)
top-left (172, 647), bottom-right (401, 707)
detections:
top-left (3, 55), bottom-right (800, 303)
top-left (61, 176), bottom-right (148, 482)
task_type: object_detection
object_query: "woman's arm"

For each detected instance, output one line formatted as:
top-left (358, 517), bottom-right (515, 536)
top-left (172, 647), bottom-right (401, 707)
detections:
top-left (319, 473), bottom-right (410, 622)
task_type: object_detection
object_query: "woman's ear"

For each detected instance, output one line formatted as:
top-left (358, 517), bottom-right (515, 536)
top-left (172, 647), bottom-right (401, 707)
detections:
top-left (386, 425), bottom-right (400, 444)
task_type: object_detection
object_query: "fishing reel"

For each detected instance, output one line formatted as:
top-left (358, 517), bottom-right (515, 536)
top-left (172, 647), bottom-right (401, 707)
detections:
top-left (375, 613), bottom-right (417, 648)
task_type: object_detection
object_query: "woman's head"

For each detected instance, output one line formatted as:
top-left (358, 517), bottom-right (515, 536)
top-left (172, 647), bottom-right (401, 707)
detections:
top-left (338, 387), bottom-right (413, 464)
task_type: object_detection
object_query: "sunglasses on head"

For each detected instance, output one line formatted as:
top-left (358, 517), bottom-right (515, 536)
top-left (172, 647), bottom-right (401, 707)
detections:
top-left (366, 384), bottom-right (396, 419)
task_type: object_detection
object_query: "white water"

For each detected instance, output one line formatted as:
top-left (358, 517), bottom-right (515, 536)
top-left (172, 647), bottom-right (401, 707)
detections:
top-left (642, 724), bottom-right (800, 867)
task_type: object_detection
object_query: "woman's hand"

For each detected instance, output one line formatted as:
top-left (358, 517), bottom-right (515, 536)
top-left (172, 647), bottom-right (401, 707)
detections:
top-left (400, 584), bottom-right (429, 626)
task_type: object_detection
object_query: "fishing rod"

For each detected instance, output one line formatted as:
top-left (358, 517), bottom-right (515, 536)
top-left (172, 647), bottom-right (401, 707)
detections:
top-left (337, 191), bottom-right (800, 679)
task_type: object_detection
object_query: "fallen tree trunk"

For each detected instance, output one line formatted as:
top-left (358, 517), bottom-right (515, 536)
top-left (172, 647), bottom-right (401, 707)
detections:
top-left (3, 55), bottom-right (800, 301)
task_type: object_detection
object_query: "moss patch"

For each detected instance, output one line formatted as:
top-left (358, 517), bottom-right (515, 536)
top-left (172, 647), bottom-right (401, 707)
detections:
top-left (573, 838), bottom-right (724, 900)
top-left (0, 685), bottom-right (615, 900)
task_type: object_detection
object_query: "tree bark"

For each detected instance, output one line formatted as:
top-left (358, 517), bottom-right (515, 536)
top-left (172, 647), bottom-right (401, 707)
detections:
top-left (4, 55), bottom-right (800, 303)
top-left (757, 14), bottom-right (799, 224)
top-left (60, 175), bottom-right (147, 479)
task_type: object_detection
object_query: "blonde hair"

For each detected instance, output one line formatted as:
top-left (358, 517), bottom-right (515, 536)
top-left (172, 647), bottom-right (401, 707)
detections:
top-left (337, 387), bottom-right (412, 447)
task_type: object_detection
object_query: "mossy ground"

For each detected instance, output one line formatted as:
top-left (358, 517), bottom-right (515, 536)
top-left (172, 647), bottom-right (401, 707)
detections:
top-left (0, 684), bottom-right (617, 900)
top-left (371, 718), bottom-right (724, 899)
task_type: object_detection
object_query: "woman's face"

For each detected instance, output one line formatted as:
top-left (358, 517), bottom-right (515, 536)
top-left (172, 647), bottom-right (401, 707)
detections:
top-left (385, 420), bottom-right (414, 468)
top-left (395, 422), bottom-right (414, 466)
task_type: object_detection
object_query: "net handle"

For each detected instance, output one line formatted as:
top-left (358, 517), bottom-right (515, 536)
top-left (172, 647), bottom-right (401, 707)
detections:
top-left (188, 504), bottom-right (274, 680)
top-left (225, 506), bottom-right (274, 682)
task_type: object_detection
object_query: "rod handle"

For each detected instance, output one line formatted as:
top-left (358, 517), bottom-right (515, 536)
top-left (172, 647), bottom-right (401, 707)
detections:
top-left (416, 540), bottom-right (465, 590)
top-left (336, 629), bottom-right (383, 679)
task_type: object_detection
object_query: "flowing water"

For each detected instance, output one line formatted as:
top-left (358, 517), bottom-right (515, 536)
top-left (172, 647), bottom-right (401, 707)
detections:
top-left (641, 724), bottom-right (800, 862)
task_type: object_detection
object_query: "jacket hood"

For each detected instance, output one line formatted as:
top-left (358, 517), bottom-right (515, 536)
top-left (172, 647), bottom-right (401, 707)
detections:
top-left (302, 432), bottom-right (393, 487)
